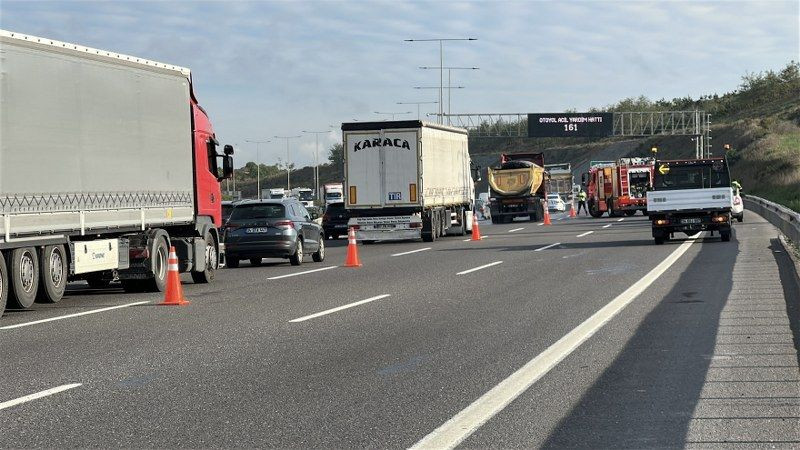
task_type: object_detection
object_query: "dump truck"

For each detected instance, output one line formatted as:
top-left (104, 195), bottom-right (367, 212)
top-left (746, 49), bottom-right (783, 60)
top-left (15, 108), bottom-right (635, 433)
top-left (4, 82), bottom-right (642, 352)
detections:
top-left (0, 30), bottom-right (233, 315)
top-left (647, 157), bottom-right (733, 244)
top-left (342, 120), bottom-right (476, 242)
top-left (584, 157), bottom-right (654, 217)
top-left (488, 152), bottom-right (547, 224)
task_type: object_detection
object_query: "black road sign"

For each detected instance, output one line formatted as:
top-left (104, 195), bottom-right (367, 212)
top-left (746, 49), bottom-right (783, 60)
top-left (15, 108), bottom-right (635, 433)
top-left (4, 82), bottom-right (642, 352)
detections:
top-left (528, 113), bottom-right (613, 138)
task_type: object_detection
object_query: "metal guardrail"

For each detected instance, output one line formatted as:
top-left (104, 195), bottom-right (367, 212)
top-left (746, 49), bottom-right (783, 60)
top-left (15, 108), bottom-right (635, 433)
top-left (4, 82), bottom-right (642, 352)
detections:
top-left (744, 195), bottom-right (800, 245)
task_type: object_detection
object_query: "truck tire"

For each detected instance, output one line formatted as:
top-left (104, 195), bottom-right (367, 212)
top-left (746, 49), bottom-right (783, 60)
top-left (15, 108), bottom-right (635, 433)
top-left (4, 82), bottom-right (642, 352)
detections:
top-left (654, 236), bottom-right (665, 245)
top-left (144, 236), bottom-right (169, 292)
top-left (721, 230), bottom-right (732, 242)
top-left (0, 252), bottom-right (8, 316)
top-left (459, 210), bottom-right (467, 236)
top-left (290, 239), bottom-right (304, 266)
top-left (8, 247), bottom-right (39, 309)
top-left (422, 214), bottom-right (436, 242)
top-left (37, 244), bottom-right (67, 304)
top-left (312, 238), bottom-right (325, 262)
top-left (191, 230), bottom-right (217, 284)
top-left (588, 199), bottom-right (603, 218)
top-left (625, 210), bottom-right (636, 216)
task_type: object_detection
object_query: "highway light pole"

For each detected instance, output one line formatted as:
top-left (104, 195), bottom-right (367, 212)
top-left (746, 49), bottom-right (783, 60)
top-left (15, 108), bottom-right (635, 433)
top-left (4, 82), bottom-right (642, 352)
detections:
top-left (302, 130), bottom-right (328, 203)
top-left (244, 139), bottom-right (270, 200)
top-left (396, 101), bottom-right (439, 120)
top-left (274, 135), bottom-right (301, 191)
top-left (404, 38), bottom-right (476, 124)
top-left (374, 111), bottom-right (412, 121)
top-left (413, 87), bottom-right (464, 123)
top-left (419, 67), bottom-right (478, 124)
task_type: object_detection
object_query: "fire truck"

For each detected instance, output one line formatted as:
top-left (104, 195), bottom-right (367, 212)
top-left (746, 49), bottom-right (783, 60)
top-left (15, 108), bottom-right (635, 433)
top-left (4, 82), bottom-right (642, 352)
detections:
top-left (583, 158), bottom-right (654, 217)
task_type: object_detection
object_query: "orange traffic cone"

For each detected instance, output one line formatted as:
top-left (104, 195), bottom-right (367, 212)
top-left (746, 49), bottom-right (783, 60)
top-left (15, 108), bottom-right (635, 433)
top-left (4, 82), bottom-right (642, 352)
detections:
top-left (158, 246), bottom-right (189, 306)
top-left (569, 202), bottom-right (576, 218)
top-left (543, 208), bottom-right (552, 225)
top-left (471, 212), bottom-right (482, 241)
top-left (343, 227), bottom-right (362, 267)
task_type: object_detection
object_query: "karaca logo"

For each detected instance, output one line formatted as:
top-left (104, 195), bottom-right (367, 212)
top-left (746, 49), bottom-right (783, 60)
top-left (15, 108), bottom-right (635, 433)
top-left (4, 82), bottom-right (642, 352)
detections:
top-left (353, 137), bottom-right (411, 152)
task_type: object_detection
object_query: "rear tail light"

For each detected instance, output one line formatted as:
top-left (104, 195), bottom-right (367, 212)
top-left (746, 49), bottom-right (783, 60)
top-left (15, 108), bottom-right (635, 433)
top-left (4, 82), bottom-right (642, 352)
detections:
top-left (712, 215), bottom-right (728, 223)
top-left (274, 220), bottom-right (294, 229)
top-left (655, 219), bottom-right (670, 226)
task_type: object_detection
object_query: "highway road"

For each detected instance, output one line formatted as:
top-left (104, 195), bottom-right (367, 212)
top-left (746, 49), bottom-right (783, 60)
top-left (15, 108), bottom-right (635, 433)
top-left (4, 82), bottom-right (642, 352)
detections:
top-left (1, 211), bottom-right (798, 448)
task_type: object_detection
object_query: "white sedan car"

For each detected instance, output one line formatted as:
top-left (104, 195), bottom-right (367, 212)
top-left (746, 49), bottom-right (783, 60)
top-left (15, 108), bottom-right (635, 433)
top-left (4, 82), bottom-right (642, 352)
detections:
top-left (547, 194), bottom-right (566, 212)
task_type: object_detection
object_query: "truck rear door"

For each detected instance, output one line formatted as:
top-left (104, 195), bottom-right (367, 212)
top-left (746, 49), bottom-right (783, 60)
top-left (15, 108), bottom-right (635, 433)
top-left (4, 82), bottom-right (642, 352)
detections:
top-left (345, 129), bottom-right (419, 208)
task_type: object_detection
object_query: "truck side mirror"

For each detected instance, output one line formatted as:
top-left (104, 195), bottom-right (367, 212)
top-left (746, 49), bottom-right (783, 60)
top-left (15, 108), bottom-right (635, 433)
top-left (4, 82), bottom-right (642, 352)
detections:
top-left (581, 174), bottom-right (586, 183)
top-left (220, 155), bottom-right (234, 180)
top-left (472, 164), bottom-right (482, 182)
top-left (224, 144), bottom-right (234, 156)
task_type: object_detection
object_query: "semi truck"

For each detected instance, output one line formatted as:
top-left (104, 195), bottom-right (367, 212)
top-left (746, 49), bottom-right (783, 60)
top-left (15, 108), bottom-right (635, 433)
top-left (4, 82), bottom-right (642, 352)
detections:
top-left (342, 121), bottom-right (475, 242)
top-left (323, 183), bottom-right (344, 206)
top-left (647, 157), bottom-right (734, 244)
top-left (0, 30), bottom-right (233, 315)
top-left (584, 157), bottom-right (654, 218)
top-left (267, 188), bottom-right (286, 199)
top-left (488, 153), bottom-right (547, 224)
top-left (290, 187), bottom-right (314, 207)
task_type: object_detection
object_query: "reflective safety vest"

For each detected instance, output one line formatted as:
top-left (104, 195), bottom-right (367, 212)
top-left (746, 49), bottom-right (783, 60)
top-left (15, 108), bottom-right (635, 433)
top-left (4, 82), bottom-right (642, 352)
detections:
top-left (578, 192), bottom-right (587, 201)
top-left (732, 180), bottom-right (742, 190)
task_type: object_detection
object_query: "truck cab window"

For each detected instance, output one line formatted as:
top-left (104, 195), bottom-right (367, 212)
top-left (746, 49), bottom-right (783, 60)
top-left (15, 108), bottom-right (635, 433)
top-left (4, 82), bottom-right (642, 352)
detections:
top-left (206, 137), bottom-right (220, 177)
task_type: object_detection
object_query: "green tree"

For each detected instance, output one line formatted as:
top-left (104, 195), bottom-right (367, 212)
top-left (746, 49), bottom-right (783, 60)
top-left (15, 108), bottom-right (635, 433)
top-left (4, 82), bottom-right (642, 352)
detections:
top-left (328, 142), bottom-right (344, 168)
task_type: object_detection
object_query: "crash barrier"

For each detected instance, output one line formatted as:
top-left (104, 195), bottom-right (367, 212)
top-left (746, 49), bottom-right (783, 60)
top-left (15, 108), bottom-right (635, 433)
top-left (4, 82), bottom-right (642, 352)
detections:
top-left (744, 195), bottom-right (800, 245)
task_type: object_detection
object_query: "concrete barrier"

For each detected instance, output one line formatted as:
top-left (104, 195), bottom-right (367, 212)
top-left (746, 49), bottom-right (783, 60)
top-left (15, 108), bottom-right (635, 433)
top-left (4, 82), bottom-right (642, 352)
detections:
top-left (744, 195), bottom-right (800, 245)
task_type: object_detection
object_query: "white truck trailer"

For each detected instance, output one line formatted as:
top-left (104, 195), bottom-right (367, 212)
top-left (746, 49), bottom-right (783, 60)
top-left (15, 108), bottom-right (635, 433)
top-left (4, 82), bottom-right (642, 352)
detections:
top-left (0, 30), bottom-right (233, 315)
top-left (342, 121), bottom-right (476, 242)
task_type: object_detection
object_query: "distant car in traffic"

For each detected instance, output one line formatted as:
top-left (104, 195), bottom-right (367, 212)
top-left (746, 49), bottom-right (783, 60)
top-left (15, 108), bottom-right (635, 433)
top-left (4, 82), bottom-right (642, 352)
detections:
top-left (223, 199), bottom-right (325, 268)
top-left (732, 189), bottom-right (744, 222)
top-left (547, 193), bottom-right (566, 212)
top-left (322, 202), bottom-right (350, 239)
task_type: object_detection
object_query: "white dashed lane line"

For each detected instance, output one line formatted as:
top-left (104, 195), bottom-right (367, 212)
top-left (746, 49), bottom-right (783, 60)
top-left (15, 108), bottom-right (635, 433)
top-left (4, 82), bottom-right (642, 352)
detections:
top-left (577, 231), bottom-right (594, 237)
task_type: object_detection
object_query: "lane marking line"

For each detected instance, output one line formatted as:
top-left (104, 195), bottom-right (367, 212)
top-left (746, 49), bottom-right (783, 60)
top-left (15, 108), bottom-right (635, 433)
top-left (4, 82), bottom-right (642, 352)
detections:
top-left (508, 228), bottom-right (525, 233)
top-left (267, 265), bottom-right (338, 280)
top-left (462, 236), bottom-right (488, 242)
top-left (289, 294), bottom-right (391, 323)
top-left (0, 384), bottom-right (82, 411)
top-left (537, 223), bottom-right (544, 226)
top-left (602, 224), bottom-right (612, 229)
top-left (392, 247), bottom-right (432, 257)
top-left (577, 231), bottom-right (594, 237)
top-left (0, 301), bottom-right (150, 330)
top-left (410, 237), bottom-right (698, 449)
top-left (456, 261), bottom-right (503, 275)
top-left (534, 242), bottom-right (561, 252)
top-left (617, 218), bottom-right (625, 222)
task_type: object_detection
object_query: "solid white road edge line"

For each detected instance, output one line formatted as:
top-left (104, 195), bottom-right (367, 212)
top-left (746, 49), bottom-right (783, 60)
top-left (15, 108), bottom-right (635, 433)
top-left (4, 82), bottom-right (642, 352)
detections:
top-left (289, 294), bottom-right (391, 323)
top-left (534, 242), bottom-right (561, 252)
top-left (267, 265), bottom-right (338, 280)
top-left (0, 301), bottom-right (151, 330)
top-left (617, 218), bottom-right (625, 222)
top-left (577, 231), bottom-right (594, 237)
top-left (508, 227), bottom-right (525, 233)
top-left (602, 224), bottom-right (612, 228)
top-left (392, 247), bottom-right (432, 257)
top-left (410, 236), bottom-right (698, 450)
top-left (456, 261), bottom-right (503, 275)
top-left (0, 383), bottom-right (82, 411)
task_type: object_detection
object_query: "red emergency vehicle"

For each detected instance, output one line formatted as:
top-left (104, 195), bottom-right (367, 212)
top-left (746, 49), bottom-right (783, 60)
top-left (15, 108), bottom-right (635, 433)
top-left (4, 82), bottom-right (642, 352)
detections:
top-left (584, 158), bottom-right (655, 217)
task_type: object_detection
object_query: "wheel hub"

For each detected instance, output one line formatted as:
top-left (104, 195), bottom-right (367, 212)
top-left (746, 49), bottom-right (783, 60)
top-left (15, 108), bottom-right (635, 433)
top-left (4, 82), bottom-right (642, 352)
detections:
top-left (20, 251), bottom-right (34, 293)
top-left (50, 249), bottom-right (64, 286)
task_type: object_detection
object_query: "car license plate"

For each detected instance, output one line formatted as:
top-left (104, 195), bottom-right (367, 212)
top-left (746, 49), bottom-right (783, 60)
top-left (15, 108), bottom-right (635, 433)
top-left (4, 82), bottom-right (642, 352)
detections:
top-left (681, 218), bottom-right (701, 224)
top-left (375, 224), bottom-right (396, 229)
top-left (245, 227), bottom-right (269, 233)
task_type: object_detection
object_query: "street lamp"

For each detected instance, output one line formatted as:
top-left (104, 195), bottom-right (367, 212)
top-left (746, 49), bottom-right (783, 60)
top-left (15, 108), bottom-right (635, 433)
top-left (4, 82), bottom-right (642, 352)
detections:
top-left (419, 66), bottom-right (479, 123)
top-left (396, 101), bottom-right (439, 120)
top-left (273, 135), bottom-right (301, 191)
top-left (244, 139), bottom-right (270, 200)
top-left (302, 130), bottom-right (330, 203)
top-left (404, 38), bottom-right (477, 124)
top-left (374, 111), bottom-right (412, 121)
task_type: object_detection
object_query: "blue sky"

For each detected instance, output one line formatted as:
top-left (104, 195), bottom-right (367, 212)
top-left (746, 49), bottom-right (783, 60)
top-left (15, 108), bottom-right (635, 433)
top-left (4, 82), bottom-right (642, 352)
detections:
top-left (1, 0), bottom-right (797, 167)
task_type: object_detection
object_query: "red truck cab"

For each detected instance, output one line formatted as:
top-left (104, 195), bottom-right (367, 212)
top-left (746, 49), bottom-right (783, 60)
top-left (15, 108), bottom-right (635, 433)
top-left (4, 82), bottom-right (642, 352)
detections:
top-left (585, 158), bottom-right (654, 218)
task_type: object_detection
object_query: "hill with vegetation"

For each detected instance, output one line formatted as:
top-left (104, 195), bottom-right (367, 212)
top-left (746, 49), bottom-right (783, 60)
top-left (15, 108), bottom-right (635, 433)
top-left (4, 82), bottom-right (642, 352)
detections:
top-left (228, 61), bottom-right (799, 211)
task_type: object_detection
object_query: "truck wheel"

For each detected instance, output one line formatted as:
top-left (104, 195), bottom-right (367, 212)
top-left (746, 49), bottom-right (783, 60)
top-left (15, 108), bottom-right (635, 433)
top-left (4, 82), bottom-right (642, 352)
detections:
top-left (8, 247), bottom-right (39, 309)
top-left (654, 236), bottom-right (665, 245)
top-left (625, 210), bottom-right (636, 216)
top-left (290, 240), bottom-right (304, 266)
top-left (191, 230), bottom-right (217, 284)
top-left (721, 230), bottom-right (732, 242)
top-left (736, 214), bottom-right (743, 223)
top-left (37, 244), bottom-right (67, 303)
top-left (459, 210), bottom-right (467, 236)
top-left (144, 237), bottom-right (169, 292)
top-left (422, 214), bottom-right (436, 242)
top-left (0, 252), bottom-right (8, 316)
top-left (312, 238), bottom-right (325, 262)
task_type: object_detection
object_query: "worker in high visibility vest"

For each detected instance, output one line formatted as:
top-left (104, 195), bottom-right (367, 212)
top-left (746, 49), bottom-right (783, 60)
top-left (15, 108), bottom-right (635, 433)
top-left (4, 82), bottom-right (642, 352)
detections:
top-left (577, 190), bottom-right (588, 215)
top-left (731, 179), bottom-right (742, 193)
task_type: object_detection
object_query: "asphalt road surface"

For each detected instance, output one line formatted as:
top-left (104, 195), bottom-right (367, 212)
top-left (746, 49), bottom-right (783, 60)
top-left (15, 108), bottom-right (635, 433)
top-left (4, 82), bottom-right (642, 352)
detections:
top-left (1, 210), bottom-right (798, 448)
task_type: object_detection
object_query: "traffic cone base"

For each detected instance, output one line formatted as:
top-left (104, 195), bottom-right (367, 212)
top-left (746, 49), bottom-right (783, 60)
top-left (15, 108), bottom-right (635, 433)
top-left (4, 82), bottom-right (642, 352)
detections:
top-left (158, 246), bottom-right (190, 306)
top-left (344, 227), bottom-right (362, 267)
top-left (471, 212), bottom-right (482, 241)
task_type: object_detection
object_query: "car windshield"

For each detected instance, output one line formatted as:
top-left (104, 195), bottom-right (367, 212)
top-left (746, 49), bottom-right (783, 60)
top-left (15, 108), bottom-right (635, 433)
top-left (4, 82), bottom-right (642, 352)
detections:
top-left (299, 191), bottom-right (313, 201)
top-left (654, 163), bottom-right (730, 190)
top-left (229, 204), bottom-right (285, 221)
top-left (326, 192), bottom-right (342, 199)
top-left (548, 195), bottom-right (560, 200)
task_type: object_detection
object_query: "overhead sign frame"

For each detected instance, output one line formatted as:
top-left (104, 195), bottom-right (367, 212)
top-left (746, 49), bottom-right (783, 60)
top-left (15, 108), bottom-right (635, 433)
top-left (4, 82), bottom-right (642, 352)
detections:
top-left (527, 112), bottom-right (614, 138)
